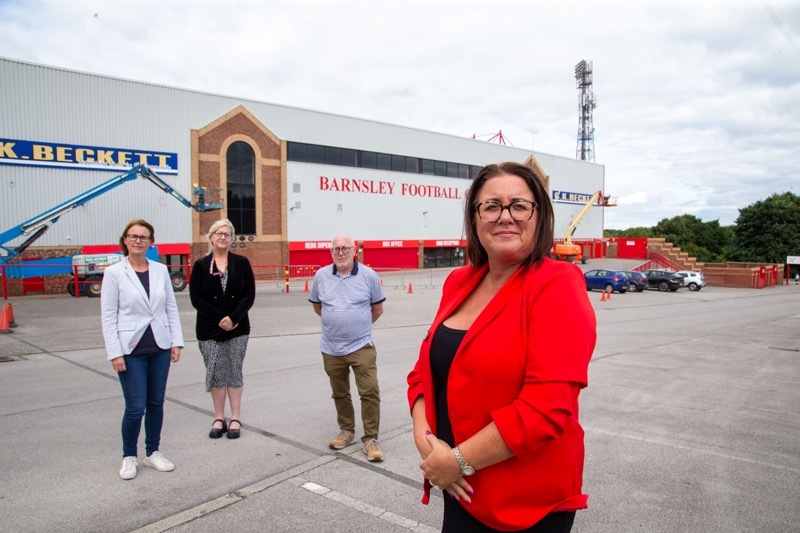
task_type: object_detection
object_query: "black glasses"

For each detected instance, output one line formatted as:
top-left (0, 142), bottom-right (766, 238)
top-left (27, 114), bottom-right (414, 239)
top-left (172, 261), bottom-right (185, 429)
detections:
top-left (213, 231), bottom-right (232, 238)
top-left (126, 234), bottom-right (152, 242)
top-left (475, 199), bottom-right (536, 222)
top-left (331, 246), bottom-right (353, 254)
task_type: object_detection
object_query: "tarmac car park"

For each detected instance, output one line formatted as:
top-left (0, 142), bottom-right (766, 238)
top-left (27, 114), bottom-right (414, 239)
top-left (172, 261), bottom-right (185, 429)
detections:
top-left (6, 259), bottom-right (800, 532)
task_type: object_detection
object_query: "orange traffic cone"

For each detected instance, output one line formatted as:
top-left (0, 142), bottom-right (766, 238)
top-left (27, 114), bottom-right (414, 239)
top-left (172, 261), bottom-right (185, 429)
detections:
top-left (600, 290), bottom-right (607, 302)
top-left (606, 288), bottom-right (612, 300)
top-left (407, 282), bottom-right (413, 294)
top-left (303, 280), bottom-right (309, 292)
top-left (0, 305), bottom-right (13, 334)
top-left (6, 303), bottom-right (17, 328)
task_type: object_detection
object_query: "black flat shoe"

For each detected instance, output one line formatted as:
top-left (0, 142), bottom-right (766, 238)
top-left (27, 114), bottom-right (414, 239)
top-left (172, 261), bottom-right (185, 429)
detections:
top-left (209, 419), bottom-right (227, 439)
top-left (227, 419), bottom-right (241, 439)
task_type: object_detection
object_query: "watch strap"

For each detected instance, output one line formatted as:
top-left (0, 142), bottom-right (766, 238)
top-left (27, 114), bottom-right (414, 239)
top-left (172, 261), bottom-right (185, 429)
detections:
top-left (453, 446), bottom-right (475, 475)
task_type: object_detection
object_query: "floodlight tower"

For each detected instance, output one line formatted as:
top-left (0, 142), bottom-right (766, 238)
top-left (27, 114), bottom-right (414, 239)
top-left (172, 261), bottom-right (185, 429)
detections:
top-left (575, 60), bottom-right (596, 162)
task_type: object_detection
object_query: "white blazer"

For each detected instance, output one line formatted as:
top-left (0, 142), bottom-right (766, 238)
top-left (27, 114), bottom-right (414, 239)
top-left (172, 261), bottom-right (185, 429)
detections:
top-left (101, 257), bottom-right (184, 360)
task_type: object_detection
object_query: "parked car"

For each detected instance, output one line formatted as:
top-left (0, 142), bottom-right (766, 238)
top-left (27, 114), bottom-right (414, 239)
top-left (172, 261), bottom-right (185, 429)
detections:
top-left (584, 269), bottom-right (629, 293)
top-left (676, 270), bottom-right (706, 291)
top-left (619, 270), bottom-right (648, 292)
top-left (640, 269), bottom-right (684, 292)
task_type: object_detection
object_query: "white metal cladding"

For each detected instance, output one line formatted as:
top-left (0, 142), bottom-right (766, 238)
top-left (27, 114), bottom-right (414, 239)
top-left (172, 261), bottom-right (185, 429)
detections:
top-left (1, 57), bottom-right (607, 248)
top-left (545, 155), bottom-right (607, 240)
top-left (287, 162), bottom-right (469, 241)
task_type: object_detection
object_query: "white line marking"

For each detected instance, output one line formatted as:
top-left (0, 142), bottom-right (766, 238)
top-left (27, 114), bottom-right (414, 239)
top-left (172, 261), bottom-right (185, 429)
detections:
top-left (300, 480), bottom-right (439, 532)
top-left (131, 456), bottom-right (336, 533)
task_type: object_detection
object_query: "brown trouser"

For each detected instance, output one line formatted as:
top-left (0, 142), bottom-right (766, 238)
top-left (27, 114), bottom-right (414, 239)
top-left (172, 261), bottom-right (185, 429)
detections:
top-left (322, 343), bottom-right (380, 443)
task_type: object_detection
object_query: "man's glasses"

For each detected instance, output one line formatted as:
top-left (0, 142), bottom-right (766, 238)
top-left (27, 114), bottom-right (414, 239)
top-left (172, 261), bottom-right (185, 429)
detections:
top-left (213, 231), bottom-right (232, 238)
top-left (475, 199), bottom-right (536, 222)
top-left (331, 246), bottom-right (353, 254)
top-left (126, 234), bottom-right (152, 242)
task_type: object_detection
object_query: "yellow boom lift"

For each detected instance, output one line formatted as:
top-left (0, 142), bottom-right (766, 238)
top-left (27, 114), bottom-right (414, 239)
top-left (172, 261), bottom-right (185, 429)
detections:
top-left (552, 191), bottom-right (616, 263)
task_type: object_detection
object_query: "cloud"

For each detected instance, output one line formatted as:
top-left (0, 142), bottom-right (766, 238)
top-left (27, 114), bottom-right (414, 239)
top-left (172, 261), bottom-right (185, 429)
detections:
top-left (1, 0), bottom-right (798, 229)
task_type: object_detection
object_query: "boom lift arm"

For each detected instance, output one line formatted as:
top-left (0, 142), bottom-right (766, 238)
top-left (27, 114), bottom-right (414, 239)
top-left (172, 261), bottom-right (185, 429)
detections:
top-left (553, 190), bottom-right (615, 263)
top-left (0, 164), bottom-right (222, 263)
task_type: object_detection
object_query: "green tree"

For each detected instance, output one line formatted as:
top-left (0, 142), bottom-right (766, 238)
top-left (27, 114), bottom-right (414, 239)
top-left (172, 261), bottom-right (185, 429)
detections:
top-left (653, 215), bottom-right (729, 263)
top-left (728, 192), bottom-right (800, 263)
top-left (605, 227), bottom-right (654, 238)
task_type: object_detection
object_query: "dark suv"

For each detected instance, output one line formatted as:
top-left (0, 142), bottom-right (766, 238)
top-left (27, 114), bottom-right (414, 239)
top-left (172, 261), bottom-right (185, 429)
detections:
top-left (641, 269), bottom-right (684, 292)
top-left (619, 270), bottom-right (648, 292)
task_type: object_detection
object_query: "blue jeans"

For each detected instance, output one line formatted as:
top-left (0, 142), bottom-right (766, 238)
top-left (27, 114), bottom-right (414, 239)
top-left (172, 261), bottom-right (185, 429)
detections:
top-left (117, 349), bottom-right (171, 457)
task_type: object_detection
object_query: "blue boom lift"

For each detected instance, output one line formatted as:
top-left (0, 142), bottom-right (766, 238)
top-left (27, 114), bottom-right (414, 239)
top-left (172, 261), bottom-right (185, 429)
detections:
top-left (0, 164), bottom-right (222, 295)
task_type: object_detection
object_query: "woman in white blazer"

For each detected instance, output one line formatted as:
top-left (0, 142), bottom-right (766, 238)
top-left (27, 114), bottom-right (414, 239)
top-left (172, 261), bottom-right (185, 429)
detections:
top-left (101, 219), bottom-right (184, 481)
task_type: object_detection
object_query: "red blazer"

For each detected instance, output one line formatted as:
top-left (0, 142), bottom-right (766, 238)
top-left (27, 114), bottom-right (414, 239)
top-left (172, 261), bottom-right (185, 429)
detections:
top-left (407, 258), bottom-right (596, 531)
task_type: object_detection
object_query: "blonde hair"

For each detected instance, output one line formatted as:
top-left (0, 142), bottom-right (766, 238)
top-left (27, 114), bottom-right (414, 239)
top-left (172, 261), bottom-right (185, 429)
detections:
top-left (206, 219), bottom-right (235, 253)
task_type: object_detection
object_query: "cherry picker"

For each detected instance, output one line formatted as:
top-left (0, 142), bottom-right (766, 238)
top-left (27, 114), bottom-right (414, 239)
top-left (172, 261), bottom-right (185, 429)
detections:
top-left (0, 164), bottom-right (222, 296)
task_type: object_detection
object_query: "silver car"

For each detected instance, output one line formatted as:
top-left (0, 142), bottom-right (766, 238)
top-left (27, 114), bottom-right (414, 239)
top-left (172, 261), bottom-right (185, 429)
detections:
top-left (676, 270), bottom-right (706, 291)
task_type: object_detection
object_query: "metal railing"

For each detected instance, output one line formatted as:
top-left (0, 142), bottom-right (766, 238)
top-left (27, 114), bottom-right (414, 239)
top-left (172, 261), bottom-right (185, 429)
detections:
top-left (272, 266), bottom-right (454, 293)
top-left (2, 262), bottom-right (458, 299)
top-left (630, 253), bottom-right (682, 272)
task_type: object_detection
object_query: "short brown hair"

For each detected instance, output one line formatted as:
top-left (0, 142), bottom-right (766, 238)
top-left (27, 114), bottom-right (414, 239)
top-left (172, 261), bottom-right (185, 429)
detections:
top-left (119, 219), bottom-right (154, 256)
top-left (464, 162), bottom-right (553, 269)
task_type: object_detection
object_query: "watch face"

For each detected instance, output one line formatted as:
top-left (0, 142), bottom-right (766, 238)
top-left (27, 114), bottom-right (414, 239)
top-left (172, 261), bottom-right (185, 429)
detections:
top-left (463, 465), bottom-right (475, 476)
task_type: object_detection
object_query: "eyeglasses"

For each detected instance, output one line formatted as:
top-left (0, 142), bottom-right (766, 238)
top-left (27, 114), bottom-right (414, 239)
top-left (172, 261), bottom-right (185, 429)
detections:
top-left (475, 199), bottom-right (536, 222)
top-left (213, 231), bottom-right (232, 238)
top-left (126, 234), bottom-right (152, 242)
top-left (331, 246), bottom-right (353, 254)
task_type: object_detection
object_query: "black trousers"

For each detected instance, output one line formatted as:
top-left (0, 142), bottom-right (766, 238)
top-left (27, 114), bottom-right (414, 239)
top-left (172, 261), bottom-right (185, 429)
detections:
top-left (442, 493), bottom-right (576, 533)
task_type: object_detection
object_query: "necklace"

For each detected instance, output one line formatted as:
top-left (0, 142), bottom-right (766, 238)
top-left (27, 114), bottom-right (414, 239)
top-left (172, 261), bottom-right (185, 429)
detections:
top-left (210, 255), bottom-right (228, 276)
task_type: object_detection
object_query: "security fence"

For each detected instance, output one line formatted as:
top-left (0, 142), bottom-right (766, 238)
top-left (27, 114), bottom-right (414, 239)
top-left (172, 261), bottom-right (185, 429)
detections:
top-left (1, 262), bottom-right (456, 299)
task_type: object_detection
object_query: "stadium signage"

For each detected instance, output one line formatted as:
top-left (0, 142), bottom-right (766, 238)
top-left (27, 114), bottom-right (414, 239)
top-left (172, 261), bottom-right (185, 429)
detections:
top-left (319, 176), bottom-right (462, 199)
top-left (551, 190), bottom-right (601, 205)
top-left (0, 138), bottom-right (178, 174)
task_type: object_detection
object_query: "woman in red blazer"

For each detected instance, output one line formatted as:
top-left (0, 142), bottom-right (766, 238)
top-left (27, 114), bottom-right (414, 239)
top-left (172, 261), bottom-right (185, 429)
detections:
top-left (408, 162), bottom-right (596, 532)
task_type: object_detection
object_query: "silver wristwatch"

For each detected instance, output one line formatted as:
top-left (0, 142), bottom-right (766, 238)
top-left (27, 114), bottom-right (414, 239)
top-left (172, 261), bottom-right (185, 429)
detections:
top-left (453, 446), bottom-right (475, 476)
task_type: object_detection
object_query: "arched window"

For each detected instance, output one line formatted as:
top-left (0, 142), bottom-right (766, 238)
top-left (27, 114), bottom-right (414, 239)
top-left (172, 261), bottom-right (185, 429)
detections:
top-left (226, 141), bottom-right (256, 235)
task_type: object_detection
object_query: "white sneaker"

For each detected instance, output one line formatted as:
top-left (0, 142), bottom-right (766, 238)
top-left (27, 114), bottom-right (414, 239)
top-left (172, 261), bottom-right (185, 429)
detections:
top-left (119, 456), bottom-right (138, 480)
top-left (142, 451), bottom-right (175, 472)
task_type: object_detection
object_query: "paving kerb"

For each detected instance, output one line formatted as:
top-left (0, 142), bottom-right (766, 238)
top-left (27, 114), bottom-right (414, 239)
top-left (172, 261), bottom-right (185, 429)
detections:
top-left (1, 262), bottom-right (798, 532)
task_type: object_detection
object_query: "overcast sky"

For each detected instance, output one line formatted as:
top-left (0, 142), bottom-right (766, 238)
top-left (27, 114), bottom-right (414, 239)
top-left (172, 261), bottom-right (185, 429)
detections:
top-left (1, 0), bottom-right (798, 229)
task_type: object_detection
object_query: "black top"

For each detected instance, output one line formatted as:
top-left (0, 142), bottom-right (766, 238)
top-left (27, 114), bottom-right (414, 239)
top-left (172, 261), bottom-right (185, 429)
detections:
top-left (130, 269), bottom-right (159, 354)
top-left (430, 322), bottom-right (467, 447)
top-left (189, 252), bottom-right (256, 341)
